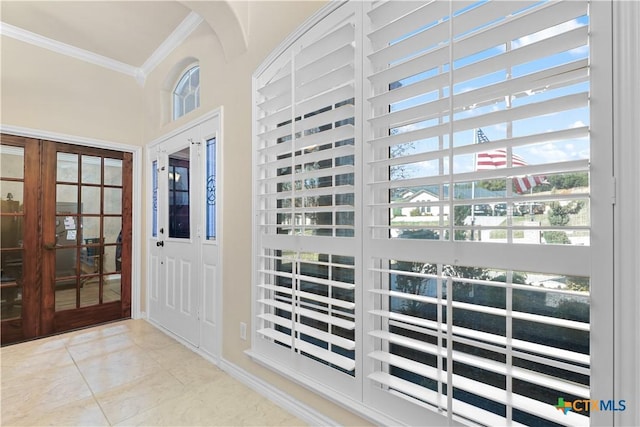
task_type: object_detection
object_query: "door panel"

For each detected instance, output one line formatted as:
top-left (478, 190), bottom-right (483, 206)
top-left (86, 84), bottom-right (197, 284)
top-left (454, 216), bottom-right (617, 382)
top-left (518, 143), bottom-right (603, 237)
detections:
top-left (150, 132), bottom-right (200, 346)
top-left (0, 134), bottom-right (132, 345)
top-left (0, 137), bottom-right (40, 343)
top-left (148, 114), bottom-right (220, 355)
top-left (199, 127), bottom-right (220, 357)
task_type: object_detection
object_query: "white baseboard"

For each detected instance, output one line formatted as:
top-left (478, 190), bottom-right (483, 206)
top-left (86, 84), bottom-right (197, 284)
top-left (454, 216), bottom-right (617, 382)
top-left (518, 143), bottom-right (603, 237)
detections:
top-left (218, 358), bottom-right (340, 427)
top-left (142, 318), bottom-right (338, 426)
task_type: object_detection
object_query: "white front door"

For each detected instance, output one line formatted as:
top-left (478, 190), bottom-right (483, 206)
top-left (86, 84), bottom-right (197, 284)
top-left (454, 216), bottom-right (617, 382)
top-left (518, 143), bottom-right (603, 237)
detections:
top-left (148, 112), bottom-right (221, 356)
top-left (152, 128), bottom-right (200, 345)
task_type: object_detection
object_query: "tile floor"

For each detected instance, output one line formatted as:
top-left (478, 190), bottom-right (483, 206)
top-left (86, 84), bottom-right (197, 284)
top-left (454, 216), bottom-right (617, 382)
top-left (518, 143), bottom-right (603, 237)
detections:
top-left (0, 319), bottom-right (307, 426)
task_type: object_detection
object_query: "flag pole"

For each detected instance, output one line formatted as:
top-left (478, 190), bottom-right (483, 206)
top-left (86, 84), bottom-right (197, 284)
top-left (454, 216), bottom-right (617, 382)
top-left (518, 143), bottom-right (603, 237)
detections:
top-left (471, 129), bottom-right (477, 240)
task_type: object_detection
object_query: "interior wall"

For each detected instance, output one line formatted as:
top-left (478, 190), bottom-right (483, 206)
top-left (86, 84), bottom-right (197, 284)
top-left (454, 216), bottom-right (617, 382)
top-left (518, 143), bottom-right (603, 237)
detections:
top-left (0, 36), bottom-right (143, 146)
top-left (142, 2), bottom-right (370, 425)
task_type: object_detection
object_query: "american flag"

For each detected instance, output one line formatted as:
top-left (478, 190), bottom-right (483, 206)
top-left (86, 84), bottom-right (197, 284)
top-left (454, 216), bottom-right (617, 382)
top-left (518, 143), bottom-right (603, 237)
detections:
top-left (474, 128), bottom-right (546, 193)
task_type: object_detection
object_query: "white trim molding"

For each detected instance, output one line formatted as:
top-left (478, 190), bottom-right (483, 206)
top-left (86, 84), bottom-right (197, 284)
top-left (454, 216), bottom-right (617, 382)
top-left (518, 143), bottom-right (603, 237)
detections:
top-left (0, 22), bottom-right (139, 78)
top-left (0, 12), bottom-right (203, 87)
top-left (139, 12), bottom-right (204, 84)
top-left (613, 1), bottom-right (640, 426)
top-left (0, 124), bottom-right (144, 320)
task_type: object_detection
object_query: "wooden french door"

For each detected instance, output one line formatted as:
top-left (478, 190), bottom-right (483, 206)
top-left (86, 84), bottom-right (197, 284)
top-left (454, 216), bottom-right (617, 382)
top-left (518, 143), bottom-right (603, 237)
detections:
top-left (1, 134), bottom-right (132, 345)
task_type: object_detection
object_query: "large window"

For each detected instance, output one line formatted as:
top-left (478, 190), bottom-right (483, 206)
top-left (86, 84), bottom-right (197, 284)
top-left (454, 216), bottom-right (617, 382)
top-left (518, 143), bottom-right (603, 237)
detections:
top-left (253, 1), bottom-right (613, 426)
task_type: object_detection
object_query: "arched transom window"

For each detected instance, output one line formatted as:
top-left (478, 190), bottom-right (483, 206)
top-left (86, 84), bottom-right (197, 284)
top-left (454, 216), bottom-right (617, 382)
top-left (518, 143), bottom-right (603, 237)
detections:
top-left (173, 66), bottom-right (200, 120)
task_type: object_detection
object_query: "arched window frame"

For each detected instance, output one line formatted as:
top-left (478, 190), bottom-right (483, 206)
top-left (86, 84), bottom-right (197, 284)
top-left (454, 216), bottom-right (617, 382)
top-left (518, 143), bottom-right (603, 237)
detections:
top-left (173, 65), bottom-right (200, 120)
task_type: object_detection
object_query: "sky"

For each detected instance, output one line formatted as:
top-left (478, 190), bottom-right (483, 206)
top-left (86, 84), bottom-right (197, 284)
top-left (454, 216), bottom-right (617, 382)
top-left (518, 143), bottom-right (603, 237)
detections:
top-left (384, 3), bottom-right (590, 180)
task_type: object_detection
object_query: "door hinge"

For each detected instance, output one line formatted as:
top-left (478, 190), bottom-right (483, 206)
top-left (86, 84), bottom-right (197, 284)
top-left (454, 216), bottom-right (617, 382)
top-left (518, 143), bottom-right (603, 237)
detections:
top-left (611, 176), bottom-right (617, 205)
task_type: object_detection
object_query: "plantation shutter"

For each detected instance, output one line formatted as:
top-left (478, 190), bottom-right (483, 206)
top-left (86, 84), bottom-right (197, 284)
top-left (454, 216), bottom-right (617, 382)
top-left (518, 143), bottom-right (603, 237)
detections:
top-left (253, 2), bottom-right (360, 393)
top-left (363, 1), bottom-right (596, 426)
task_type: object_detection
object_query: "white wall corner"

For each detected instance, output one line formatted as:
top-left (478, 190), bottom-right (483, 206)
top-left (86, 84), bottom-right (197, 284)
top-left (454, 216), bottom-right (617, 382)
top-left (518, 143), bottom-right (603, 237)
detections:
top-left (139, 11), bottom-right (204, 78)
top-left (179, 1), bottom-right (248, 60)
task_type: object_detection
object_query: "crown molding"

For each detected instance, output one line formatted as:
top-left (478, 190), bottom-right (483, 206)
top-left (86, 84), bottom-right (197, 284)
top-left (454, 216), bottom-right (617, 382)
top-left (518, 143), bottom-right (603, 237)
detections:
top-left (0, 11), bottom-right (203, 87)
top-left (139, 11), bottom-right (203, 80)
top-left (0, 21), bottom-right (139, 78)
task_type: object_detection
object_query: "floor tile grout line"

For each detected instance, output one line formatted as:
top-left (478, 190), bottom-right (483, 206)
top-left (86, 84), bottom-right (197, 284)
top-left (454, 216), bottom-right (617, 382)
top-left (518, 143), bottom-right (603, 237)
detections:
top-left (65, 338), bottom-right (116, 426)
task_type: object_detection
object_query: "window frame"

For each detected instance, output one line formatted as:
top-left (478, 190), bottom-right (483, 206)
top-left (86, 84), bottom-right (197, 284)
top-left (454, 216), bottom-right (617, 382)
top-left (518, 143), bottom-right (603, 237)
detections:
top-left (173, 65), bottom-right (201, 121)
top-left (251, 1), bottom-right (617, 426)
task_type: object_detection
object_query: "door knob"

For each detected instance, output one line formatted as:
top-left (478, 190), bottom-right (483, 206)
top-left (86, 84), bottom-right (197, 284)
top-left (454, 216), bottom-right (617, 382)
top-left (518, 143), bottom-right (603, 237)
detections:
top-left (44, 243), bottom-right (56, 250)
top-left (156, 241), bottom-right (164, 247)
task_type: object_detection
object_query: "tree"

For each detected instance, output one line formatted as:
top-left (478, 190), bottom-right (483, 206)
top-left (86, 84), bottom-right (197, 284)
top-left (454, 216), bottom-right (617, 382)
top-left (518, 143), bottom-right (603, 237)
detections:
top-left (543, 201), bottom-right (584, 244)
top-left (566, 276), bottom-right (589, 292)
top-left (547, 172), bottom-right (588, 190)
top-left (453, 204), bottom-right (471, 240)
top-left (477, 179), bottom-right (506, 192)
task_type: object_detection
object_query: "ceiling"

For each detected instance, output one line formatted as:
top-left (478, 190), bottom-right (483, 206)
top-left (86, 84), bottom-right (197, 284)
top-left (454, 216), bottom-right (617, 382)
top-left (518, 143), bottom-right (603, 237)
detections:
top-left (1, 1), bottom-right (249, 84)
top-left (1, 1), bottom-right (192, 68)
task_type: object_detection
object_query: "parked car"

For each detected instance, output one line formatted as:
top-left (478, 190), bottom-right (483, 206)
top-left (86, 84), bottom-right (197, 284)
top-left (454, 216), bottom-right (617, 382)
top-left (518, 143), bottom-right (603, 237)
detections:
top-left (516, 202), bottom-right (545, 215)
top-left (473, 204), bottom-right (492, 216)
top-left (493, 203), bottom-right (507, 216)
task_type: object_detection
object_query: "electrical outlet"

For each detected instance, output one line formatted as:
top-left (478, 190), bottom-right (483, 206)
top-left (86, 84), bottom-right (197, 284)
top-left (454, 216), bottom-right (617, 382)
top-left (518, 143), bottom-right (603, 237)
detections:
top-left (240, 322), bottom-right (247, 340)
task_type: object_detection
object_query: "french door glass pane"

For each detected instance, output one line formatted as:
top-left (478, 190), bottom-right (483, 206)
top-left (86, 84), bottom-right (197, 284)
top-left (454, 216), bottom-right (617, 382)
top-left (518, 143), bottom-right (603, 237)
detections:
top-left (103, 275), bottom-right (121, 303)
top-left (56, 185), bottom-right (78, 212)
top-left (57, 153), bottom-right (78, 182)
top-left (104, 158), bottom-right (123, 186)
top-left (0, 181), bottom-right (24, 213)
top-left (81, 155), bottom-right (101, 184)
top-left (104, 188), bottom-right (122, 214)
top-left (0, 145), bottom-right (24, 179)
top-left (81, 186), bottom-right (101, 214)
top-left (0, 248), bottom-right (22, 320)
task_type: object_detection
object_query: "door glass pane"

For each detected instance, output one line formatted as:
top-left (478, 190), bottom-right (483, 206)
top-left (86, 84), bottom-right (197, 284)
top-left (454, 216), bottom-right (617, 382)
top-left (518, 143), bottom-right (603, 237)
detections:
top-left (80, 243), bottom-right (101, 276)
top-left (104, 188), bottom-right (122, 214)
top-left (1, 145), bottom-right (24, 322)
top-left (81, 186), bottom-right (101, 214)
top-left (0, 181), bottom-right (24, 213)
top-left (57, 153), bottom-right (78, 182)
top-left (104, 158), bottom-right (122, 186)
top-left (0, 249), bottom-right (22, 320)
top-left (152, 160), bottom-right (158, 237)
top-left (206, 138), bottom-right (216, 240)
top-left (169, 147), bottom-right (190, 239)
top-left (103, 274), bottom-right (121, 303)
top-left (55, 247), bottom-right (77, 278)
top-left (81, 216), bottom-right (100, 241)
top-left (56, 186), bottom-right (78, 213)
top-left (81, 156), bottom-right (101, 184)
top-left (55, 279), bottom-right (77, 311)
top-left (56, 215), bottom-right (79, 245)
top-left (80, 276), bottom-right (100, 308)
top-left (103, 217), bottom-right (121, 273)
top-left (0, 145), bottom-right (24, 179)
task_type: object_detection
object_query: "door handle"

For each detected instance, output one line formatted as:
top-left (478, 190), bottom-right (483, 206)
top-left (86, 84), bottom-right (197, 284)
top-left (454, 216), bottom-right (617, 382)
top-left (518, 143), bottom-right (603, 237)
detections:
top-left (44, 243), bottom-right (57, 250)
top-left (156, 241), bottom-right (164, 247)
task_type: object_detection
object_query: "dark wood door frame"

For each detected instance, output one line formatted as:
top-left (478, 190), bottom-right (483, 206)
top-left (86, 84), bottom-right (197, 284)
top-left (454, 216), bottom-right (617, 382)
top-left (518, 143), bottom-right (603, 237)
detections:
top-left (1, 134), bottom-right (132, 345)
top-left (0, 135), bottom-right (41, 343)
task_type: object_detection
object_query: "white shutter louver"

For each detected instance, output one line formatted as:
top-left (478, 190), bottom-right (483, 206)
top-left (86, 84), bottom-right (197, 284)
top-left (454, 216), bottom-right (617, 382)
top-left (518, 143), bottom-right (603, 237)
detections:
top-left (364, 1), bottom-right (593, 426)
top-left (254, 2), bottom-right (359, 387)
